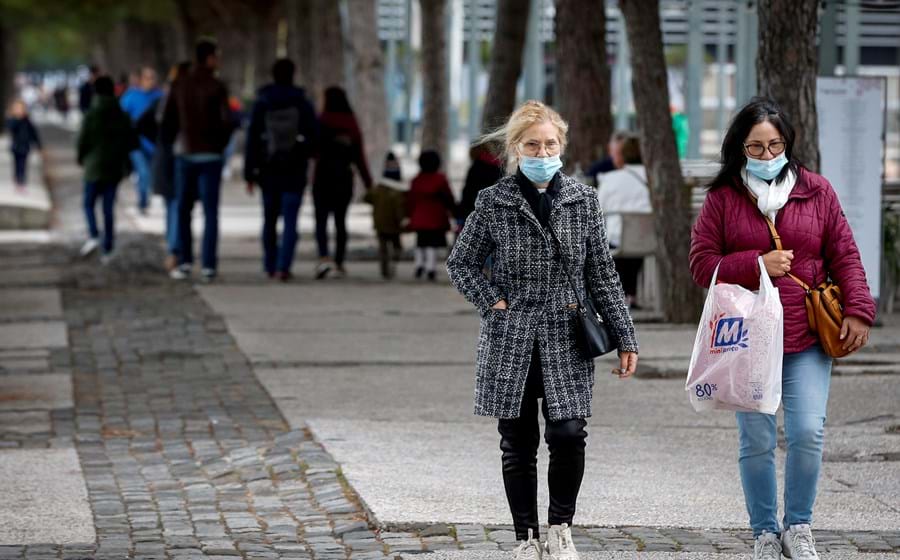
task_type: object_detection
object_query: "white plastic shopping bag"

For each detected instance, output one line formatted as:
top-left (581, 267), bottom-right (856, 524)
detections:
top-left (686, 256), bottom-right (784, 414)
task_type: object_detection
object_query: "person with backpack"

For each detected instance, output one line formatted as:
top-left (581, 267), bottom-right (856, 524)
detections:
top-left (312, 86), bottom-right (372, 279)
top-left (244, 58), bottom-right (318, 281)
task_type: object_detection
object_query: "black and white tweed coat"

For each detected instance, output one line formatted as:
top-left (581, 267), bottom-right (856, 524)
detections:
top-left (447, 172), bottom-right (639, 421)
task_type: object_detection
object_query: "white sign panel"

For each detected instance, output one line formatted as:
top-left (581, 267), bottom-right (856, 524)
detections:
top-left (817, 76), bottom-right (886, 299)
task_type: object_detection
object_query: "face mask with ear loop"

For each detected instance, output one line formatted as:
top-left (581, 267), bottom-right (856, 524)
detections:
top-left (519, 154), bottom-right (563, 184)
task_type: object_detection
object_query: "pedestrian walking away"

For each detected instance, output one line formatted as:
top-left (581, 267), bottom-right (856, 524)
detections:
top-left (408, 150), bottom-right (455, 281)
top-left (76, 75), bottom-right (139, 263)
top-left (312, 86), bottom-right (373, 280)
top-left (5, 99), bottom-right (42, 190)
top-left (364, 152), bottom-right (408, 280)
top-left (689, 97), bottom-right (876, 560)
top-left (120, 66), bottom-right (164, 214)
top-left (162, 39), bottom-right (236, 282)
top-left (446, 100), bottom-right (639, 560)
top-left (244, 58), bottom-right (318, 282)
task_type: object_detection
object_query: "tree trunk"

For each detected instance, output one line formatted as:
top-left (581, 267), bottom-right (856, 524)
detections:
top-left (619, 0), bottom-right (703, 323)
top-left (420, 0), bottom-right (449, 163)
top-left (481, 0), bottom-right (529, 132)
top-left (757, 0), bottom-right (820, 172)
top-left (554, 0), bottom-right (612, 173)
top-left (309, 0), bottom-right (346, 108)
top-left (0, 21), bottom-right (19, 123)
top-left (347, 0), bottom-right (392, 177)
top-left (286, 0), bottom-right (316, 96)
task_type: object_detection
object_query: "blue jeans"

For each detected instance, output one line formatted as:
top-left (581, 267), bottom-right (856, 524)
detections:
top-left (736, 344), bottom-right (833, 536)
top-left (164, 193), bottom-right (180, 256)
top-left (175, 157), bottom-right (223, 271)
top-left (83, 181), bottom-right (118, 253)
top-left (262, 188), bottom-right (302, 274)
top-left (129, 149), bottom-right (152, 210)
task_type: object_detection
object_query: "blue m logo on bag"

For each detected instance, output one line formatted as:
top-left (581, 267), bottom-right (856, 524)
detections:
top-left (711, 316), bottom-right (750, 352)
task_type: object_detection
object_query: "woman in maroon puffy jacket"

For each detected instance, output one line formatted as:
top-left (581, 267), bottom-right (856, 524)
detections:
top-left (689, 98), bottom-right (875, 560)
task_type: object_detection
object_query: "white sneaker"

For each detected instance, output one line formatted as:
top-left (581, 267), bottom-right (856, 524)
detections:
top-left (546, 524), bottom-right (579, 560)
top-left (80, 238), bottom-right (99, 257)
top-left (782, 524), bottom-right (818, 560)
top-left (514, 529), bottom-right (543, 560)
top-left (100, 252), bottom-right (114, 266)
top-left (169, 265), bottom-right (191, 280)
top-left (754, 532), bottom-right (783, 560)
top-left (201, 268), bottom-right (216, 283)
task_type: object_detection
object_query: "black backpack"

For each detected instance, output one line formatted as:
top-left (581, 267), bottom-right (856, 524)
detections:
top-left (264, 106), bottom-right (302, 157)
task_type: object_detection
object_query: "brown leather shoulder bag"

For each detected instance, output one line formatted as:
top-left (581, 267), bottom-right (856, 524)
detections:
top-left (760, 216), bottom-right (848, 358)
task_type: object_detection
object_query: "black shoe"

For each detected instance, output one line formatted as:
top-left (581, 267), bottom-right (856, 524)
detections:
top-left (427, 271), bottom-right (436, 282)
top-left (415, 267), bottom-right (424, 279)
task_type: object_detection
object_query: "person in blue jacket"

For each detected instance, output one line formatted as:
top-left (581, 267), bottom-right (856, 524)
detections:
top-left (120, 67), bottom-right (163, 214)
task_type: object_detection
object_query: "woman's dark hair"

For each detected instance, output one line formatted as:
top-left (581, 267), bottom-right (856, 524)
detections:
top-left (708, 97), bottom-right (801, 190)
top-left (323, 86), bottom-right (353, 114)
top-left (93, 76), bottom-right (114, 97)
top-left (419, 150), bottom-right (441, 173)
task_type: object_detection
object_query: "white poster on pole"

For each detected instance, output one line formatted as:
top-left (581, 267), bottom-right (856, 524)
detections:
top-left (817, 76), bottom-right (886, 299)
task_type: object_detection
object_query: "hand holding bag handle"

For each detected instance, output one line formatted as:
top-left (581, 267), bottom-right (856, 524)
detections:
top-left (545, 225), bottom-right (616, 358)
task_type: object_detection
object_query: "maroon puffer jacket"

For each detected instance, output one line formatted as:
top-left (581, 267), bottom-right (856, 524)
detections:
top-left (690, 167), bottom-right (876, 354)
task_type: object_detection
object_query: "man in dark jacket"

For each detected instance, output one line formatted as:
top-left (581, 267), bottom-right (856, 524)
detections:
top-left (244, 58), bottom-right (318, 280)
top-left (76, 76), bottom-right (138, 262)
top-left (162, 39), bottom-right (235, 281)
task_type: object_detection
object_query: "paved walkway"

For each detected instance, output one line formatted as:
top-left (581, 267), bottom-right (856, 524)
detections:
top-left (0, 125), bottom-right (898, 559)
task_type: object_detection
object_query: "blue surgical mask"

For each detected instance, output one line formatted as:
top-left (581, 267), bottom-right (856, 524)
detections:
top-left (519, 155), bottom-right (563, 184)
top-left (746, 153), bottom-right (788, 181)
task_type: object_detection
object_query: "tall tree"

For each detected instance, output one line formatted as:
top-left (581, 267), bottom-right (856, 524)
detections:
top-left (310, 0), bottom-right (346, 107)
top-left (619, 0), bottom-right (703, 323)
top-left (0, 20), bottom-right (18, 121)
top-left (420, 0), bottom-right (449, 163)
top-left (347, 0), bottom-right (391, 177)
top-left (757, 0), bottom-right (820, 172)
top-left (286, 0), bottom-right (315, 92)
top-left (481, 0), bottom-right (529, 132)
top-left (554, 0), bottom-right (612, 173)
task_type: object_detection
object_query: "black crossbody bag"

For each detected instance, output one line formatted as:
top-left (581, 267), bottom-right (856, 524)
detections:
top-left (546, 226), bottom-right (616, 358)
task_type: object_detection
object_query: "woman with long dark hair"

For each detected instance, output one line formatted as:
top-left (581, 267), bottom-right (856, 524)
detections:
top-left (690, 98), bottom-right (875, 560)
top-left (312, 86), bottom-right (372, 279)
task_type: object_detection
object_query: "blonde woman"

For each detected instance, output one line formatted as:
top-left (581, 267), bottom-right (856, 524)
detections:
top-left (447, 101), bottom-right (639, 560)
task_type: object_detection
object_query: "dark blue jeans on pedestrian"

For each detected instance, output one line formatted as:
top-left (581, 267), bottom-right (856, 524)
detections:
top-left (175, 157), bottom-right (223, 271)
top-left (83, 181), bottom-right (118, 253)
top-left (262, 188), bottom-right (302, 275)
top-left (12, 151), bottom-right (28, 185)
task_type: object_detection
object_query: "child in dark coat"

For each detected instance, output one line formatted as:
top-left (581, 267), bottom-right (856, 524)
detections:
top-left (364, 152), bottom-right (407, 279)
top-left (407, 150), bottom-right (455, 281)
top-left (5, 100), bottom-right (42, 190)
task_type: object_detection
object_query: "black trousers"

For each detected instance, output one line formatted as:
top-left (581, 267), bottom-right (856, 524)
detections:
top-left (613, 257), bottom-right (643, 298)
top-left (498, 342), bottom-right (588, 541)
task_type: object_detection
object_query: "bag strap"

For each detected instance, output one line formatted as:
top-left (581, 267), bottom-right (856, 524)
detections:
top-left (745, 190), bottom-right (811, 292)
top-left (545, 225), bottom-right (588, 311)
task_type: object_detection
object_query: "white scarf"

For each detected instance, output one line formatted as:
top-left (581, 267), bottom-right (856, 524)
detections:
top-left (742, 166), bottom-right (797, 222)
